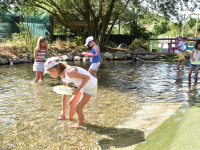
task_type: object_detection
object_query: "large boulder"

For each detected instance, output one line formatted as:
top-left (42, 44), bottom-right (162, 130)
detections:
top-left (83, 56), bottom-right (90, 61)
top-left (101, 53), bottom-right (106, 60)
top-left (22, 57), bottom-right (32, 63)
top-left (124, 51), bottom-right (133, 55)
top-left (9, 56), bottom-right (20, 64)
top-left (74, 56), bottom-right (83, 61)
top-left (117, 43), bottom-right (128, 49)
top-left (132, 47), bottom-right (148, 55)
top-left (61, 54), bottom-right (73, 61)
top-left (104, 52), bottom-right (114, 60)
top-left (71, 50), bottom-right (78, 56)
top-left (0, 58), bottom-right (8, 64)
top-left (114, 51), bottom-right (127, 59)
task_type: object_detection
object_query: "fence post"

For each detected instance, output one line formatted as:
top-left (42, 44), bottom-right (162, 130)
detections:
top-left (147, 39), bottom-right (150, 52)
top-left (169, 39), bottom-right (172, 55)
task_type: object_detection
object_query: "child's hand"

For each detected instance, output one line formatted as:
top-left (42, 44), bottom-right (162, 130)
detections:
top-left (59, 111), bottom-right (66, 120)
top-left (72, 88), bottom-right (80, 95)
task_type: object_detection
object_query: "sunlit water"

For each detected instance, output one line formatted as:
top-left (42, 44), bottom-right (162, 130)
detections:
top-left (0, 60), bottom-right (199, 149)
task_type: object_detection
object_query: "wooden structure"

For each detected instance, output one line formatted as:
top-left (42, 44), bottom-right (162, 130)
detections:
top-left (147, 38), bottom-right (200, 55)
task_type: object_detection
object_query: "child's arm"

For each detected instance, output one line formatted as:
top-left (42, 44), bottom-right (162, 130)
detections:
top-left (34, 48), bottom-right (45, 61)
top-left (67, 70), bottom-right (90, 95)
top-left (90, 45), bottom-right (99, 57)
top-left (46, 49), bottom-right (50, 58)
top-left (190, 49), bottom-right (195, 61)
top-left (60, 81), bottom-right (68, 119)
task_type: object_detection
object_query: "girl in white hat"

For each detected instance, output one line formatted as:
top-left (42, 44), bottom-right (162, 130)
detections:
top-left (84, 36), bottom-right (101, 79)
top-left (44, 57), bottom-right (97, 128)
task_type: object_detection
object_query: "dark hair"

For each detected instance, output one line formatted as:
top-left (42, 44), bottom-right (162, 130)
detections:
top-left (48, 59), bottom-right (69, 75)
top-left (195, 40), bottom-right (200, 49)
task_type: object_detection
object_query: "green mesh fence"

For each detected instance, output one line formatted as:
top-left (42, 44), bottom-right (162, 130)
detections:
top-left (0, 13), bottom-right (52, 42)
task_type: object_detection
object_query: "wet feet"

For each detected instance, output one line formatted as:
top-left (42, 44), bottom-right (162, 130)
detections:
top-left (69, 123), bottom-right (82, 128)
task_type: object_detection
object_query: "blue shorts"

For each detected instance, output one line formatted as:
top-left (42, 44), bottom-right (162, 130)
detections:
top-left (189, 62), bottom-right (199, 68)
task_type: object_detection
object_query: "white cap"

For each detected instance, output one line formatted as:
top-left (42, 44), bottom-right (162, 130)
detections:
top-left (84, 36), bottom-right (94, 46)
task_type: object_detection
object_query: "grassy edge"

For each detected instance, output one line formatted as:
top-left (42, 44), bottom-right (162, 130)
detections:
top-left (134, 93), bottom-right (200, 150)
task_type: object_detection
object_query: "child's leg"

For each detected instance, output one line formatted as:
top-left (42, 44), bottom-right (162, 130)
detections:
top-left (68, 91), bottom-right (83, 119)
top-left (188, 67), bottom-right (192, 81)
top-left (34, 71), bottom-right (40, 84)
top-left (177, 60), bottom-right (181, 69)
top-left (194, 67), bottom-right (199, 82)
top-left (182, 58), bottom-right (186, 68)
top-left (70, 92), bottom-right (92, 127)
top-left (89, 68), bottom-right (96, 78)
top-left (40, 72), bottom-right (44, 82)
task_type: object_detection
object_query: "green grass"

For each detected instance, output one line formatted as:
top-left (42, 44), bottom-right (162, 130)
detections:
top-left (134, 93), bottom-right (200, 150)
top-left (151, 55), bottom-right (190, 64)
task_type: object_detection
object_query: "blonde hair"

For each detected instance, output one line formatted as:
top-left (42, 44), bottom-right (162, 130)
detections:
top-left (49, 59), bottom-right (70, 76)
top-left (36, 36), bottom-right (48, 52)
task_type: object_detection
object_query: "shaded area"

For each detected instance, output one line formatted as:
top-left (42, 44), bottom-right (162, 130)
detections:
top-left (83, 123), bottom-right (144, 149)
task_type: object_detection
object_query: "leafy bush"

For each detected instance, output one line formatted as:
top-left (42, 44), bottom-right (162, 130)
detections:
top-left (106, 40), bottom-right (117, 48)
top-left (129, 38), bottom-right (147, 50)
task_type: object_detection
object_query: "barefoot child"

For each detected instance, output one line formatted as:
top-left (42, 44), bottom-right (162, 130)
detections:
top-left (33, 36), bottom-right (50, 84)
top-left (84, 36), bottom-right (101, 79)
top-left (177, 37), bottom-right (187, 69)
top-left (44, 57), bottom-right (97, 127)
top-left (188, 40), bottom-right (200, 83)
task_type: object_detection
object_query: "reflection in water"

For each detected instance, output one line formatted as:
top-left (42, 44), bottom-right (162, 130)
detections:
top-left (0, 61), bottom-right (198, 149)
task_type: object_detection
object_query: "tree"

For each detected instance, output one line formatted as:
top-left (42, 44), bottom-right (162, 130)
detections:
top-left (2, 0), bottom-right (200, 49)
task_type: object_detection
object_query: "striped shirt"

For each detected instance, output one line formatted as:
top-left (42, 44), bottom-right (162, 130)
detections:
top-left (35, 48), bottom-right (46, 62)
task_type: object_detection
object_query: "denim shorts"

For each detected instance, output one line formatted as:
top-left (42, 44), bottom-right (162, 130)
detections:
top-left (189, 62), bottom-right (199, 68)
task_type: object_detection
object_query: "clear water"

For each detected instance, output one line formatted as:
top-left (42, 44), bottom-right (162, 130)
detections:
top-left (0, 61), bottom-right (198, 149)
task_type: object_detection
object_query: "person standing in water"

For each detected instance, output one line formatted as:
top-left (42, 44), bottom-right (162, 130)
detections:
top-left (33, 36), bottom-right (50, 84)
top-left (84, 36), bottom-right (101, 79)
top-left (188, 40), bottom-right (200, 83)
top-left (177, 37), bottom-right (187, 69)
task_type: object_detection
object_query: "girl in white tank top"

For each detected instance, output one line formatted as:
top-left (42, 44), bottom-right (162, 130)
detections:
top-left (44, 57), bottom-right (97, 128)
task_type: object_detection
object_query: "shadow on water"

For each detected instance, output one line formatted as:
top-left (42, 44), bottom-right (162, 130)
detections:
top-left (83, 123), bottom-right (144, 149)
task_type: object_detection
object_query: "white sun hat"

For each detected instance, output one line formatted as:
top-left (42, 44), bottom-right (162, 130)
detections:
top-left (43, 57), bottom-right (61, 75)
top-left (84, 36), bottom-right (94, 46)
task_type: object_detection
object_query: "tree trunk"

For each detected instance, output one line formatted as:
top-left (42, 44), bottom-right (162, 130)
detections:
top-left (98, 0), bottom-right (116, 49)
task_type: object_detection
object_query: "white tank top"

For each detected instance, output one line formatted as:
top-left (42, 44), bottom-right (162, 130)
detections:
top-left (191, 49), bottom-right (200, 62)
top-left (61, 66), bottom-right (97, 89)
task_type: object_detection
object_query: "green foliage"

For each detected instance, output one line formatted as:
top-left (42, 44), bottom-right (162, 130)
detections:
top-left (2, 32), bottom-right (41, 55)
top-left (106, 40), bottom-right (117, 48)
top-left (129, 38), bottom-right (147, 50)
top-left (187, 17), bottom-right (196, 28)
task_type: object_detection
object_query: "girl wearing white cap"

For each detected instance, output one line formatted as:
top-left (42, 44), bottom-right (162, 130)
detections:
top-left (84, 36), bottom-right (101, 79)
top-left (44, 57), bottom-right (97, 128)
